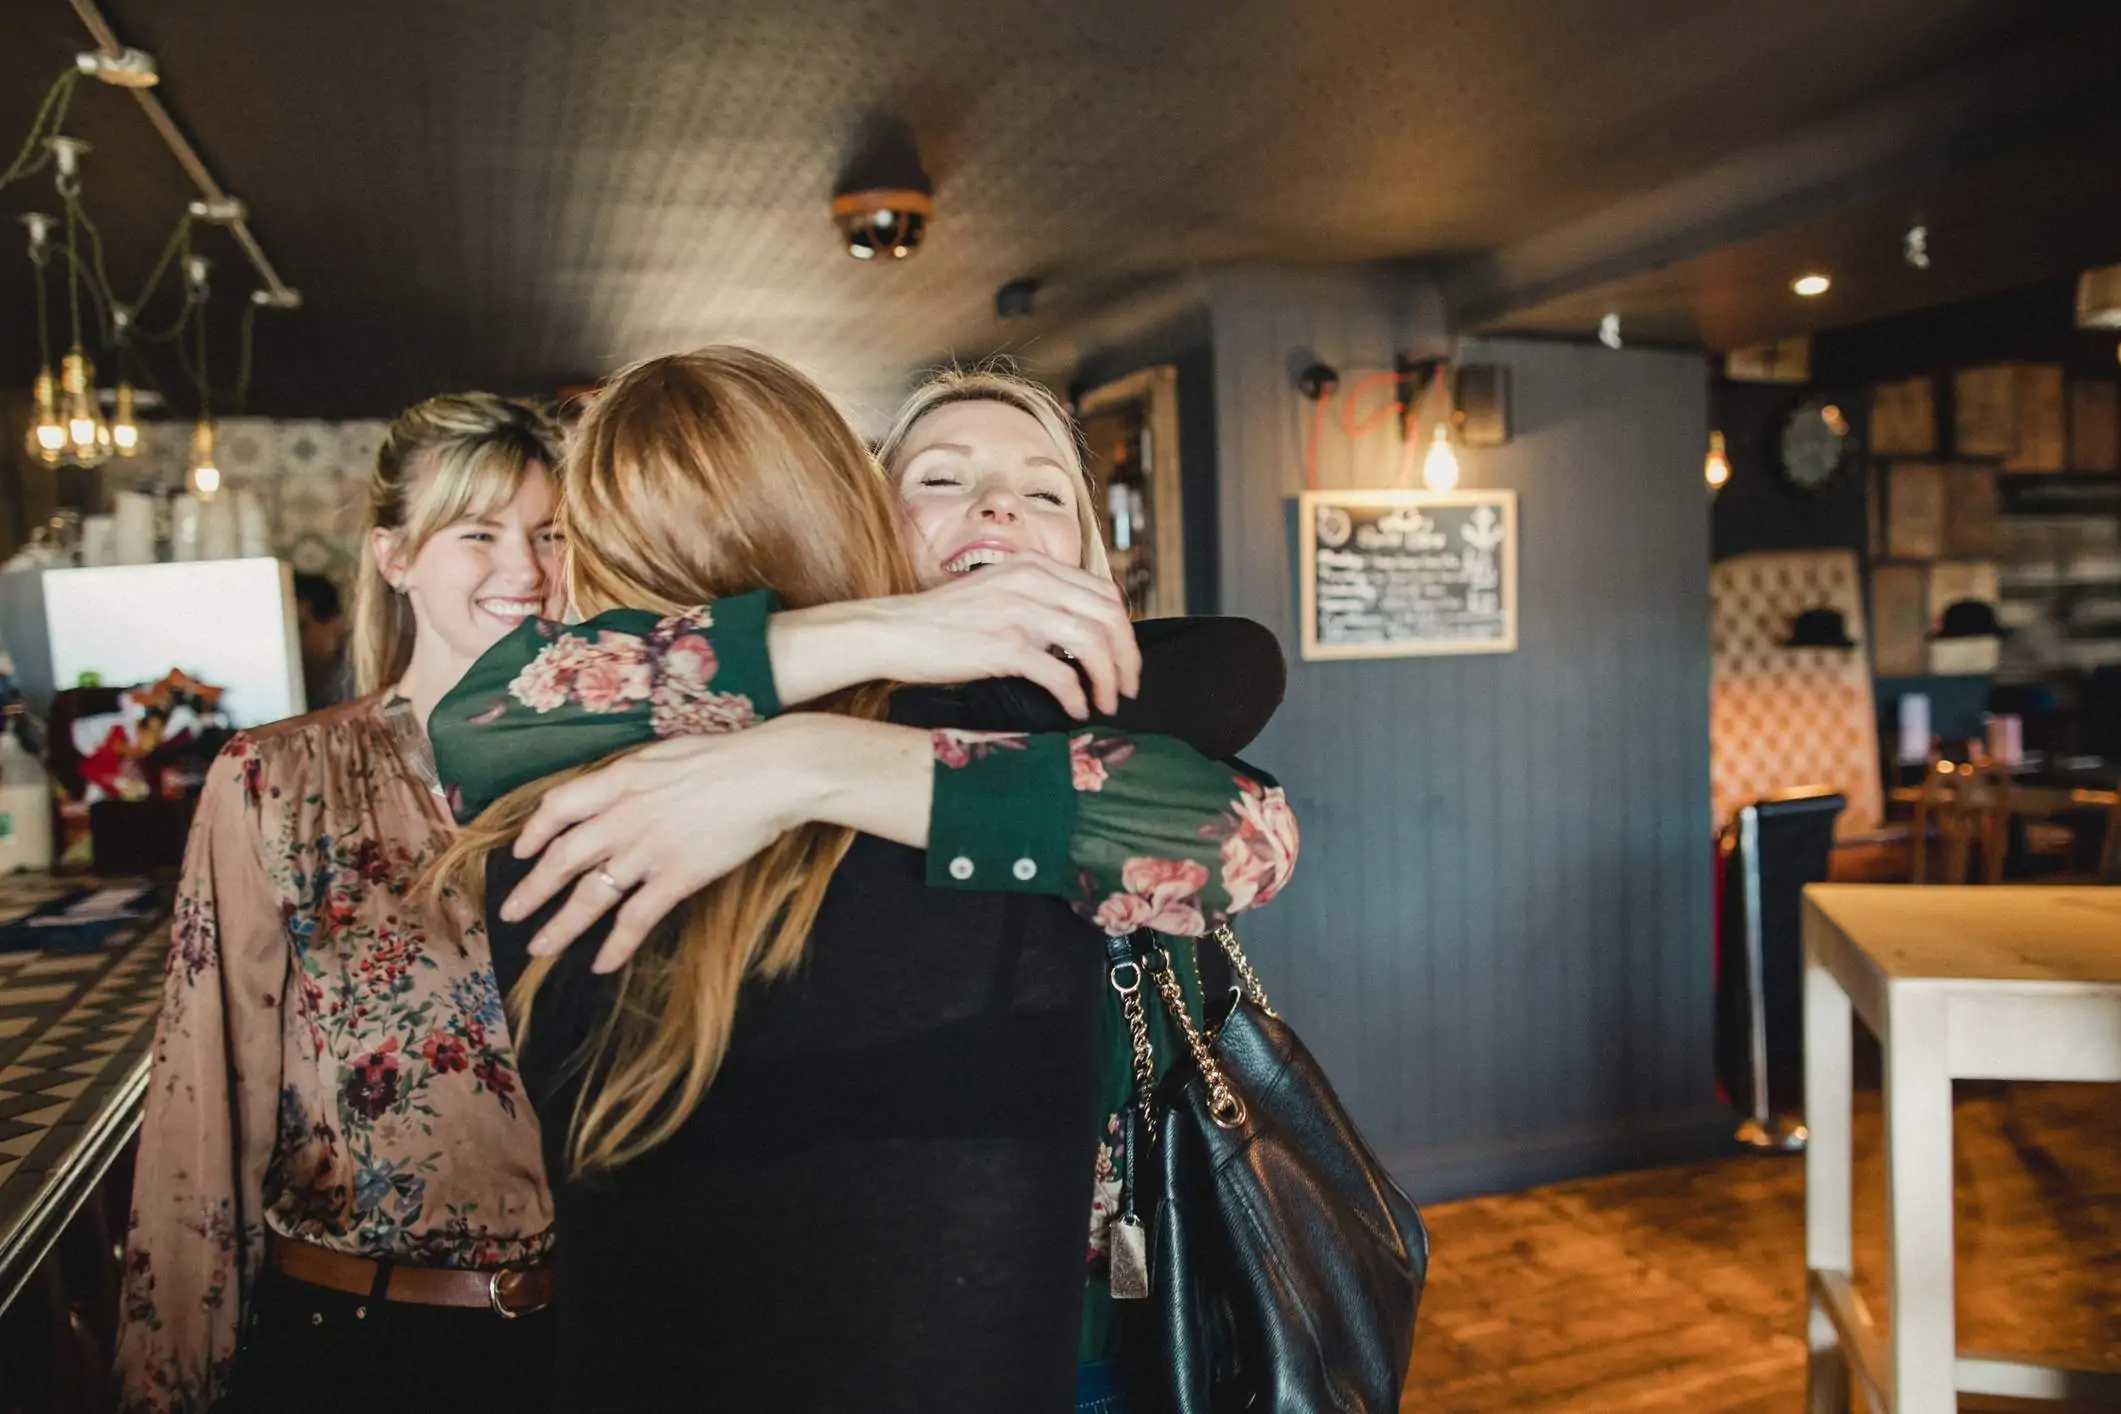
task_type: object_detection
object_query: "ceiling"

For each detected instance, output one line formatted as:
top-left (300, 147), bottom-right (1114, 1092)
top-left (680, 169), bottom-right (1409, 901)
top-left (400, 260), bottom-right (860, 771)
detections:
top-left (1481, 99), bottom-right (2121, 352)
top-left (0, 0), bottom-right (2114, 425)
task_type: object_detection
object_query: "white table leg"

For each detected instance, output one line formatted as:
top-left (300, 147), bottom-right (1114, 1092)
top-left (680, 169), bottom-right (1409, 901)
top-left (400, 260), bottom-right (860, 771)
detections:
top-left (1885, 987), bottom-right (1956, 1412)
top-left (1804, 926), bottom-right (1854, 1414)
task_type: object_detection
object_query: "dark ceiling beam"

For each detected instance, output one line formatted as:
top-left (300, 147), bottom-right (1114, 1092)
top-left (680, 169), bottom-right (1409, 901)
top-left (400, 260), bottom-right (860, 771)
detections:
top-left (1442, 8), bottom-right (2121, 336)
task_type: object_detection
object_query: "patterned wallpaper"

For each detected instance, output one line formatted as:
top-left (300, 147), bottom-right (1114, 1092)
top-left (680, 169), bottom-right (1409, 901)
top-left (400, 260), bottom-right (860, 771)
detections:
top-left (117, 418), bottom-right (386, 586)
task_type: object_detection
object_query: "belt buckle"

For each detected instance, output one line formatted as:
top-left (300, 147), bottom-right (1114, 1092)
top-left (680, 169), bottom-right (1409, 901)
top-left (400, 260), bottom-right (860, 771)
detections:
top-left (488, 1267), bottom-right (545, 1319)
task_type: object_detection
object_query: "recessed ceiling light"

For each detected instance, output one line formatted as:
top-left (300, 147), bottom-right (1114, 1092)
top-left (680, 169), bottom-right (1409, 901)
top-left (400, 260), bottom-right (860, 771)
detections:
top-left (1792, 273), bottom-right (1832, 298)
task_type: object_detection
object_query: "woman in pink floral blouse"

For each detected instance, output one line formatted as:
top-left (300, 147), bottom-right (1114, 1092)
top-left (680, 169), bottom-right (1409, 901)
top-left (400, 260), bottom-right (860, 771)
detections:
top-left (114, 395), bottom-right (574, 1414)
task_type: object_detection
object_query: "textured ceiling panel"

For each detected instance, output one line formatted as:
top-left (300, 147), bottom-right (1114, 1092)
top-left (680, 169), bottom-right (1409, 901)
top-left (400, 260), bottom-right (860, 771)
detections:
top-left (0, 0), bottom-right (2091, 423)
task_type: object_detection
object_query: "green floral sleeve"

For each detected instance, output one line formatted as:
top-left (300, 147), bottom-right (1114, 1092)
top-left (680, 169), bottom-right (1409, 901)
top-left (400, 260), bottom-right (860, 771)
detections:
top-left (432, 597), bottom-right (1300, 934)
top-left (432, 590), bottom-right (781, 820)
top-left (927, 727), bottom-right (1298, 935)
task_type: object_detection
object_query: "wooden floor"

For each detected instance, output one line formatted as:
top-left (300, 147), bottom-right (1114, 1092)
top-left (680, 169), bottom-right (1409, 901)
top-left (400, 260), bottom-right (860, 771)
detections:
top-left (1404, 1083), bottom-right (2121, 1411)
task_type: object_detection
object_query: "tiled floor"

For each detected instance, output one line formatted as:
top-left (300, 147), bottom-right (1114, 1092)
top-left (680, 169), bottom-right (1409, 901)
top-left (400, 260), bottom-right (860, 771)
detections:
top-left (1405, 1083), bottom-right (2121, 1411)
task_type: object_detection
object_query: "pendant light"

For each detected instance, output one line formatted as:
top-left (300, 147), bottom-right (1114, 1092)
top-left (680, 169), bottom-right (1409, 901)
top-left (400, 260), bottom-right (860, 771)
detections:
top-left (19, 213), bottom-right (66, 464)
top-left (186, 417), bottom-right (221, 499)
top-left (45, 136), bottom-right (111, 469)
top-left (182, 254), bottom-right (221, 499)
top-left (110, 380), bottom-right (140, 455)
top-left (28, 368), bottom-right (66, 464)
top-left (59, 345), bottom-right (112, 465)
top-left (106, 304), bottom-right (140, 456)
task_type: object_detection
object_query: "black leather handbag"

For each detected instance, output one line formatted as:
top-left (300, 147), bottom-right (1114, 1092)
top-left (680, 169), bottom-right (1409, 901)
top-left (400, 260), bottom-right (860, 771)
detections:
top-left (1107, 927), bottom-right (1429, 1414)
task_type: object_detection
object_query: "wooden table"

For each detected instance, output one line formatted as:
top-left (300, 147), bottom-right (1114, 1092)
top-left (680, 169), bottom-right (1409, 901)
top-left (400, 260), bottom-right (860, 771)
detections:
top-left (1886, 782), bottom-right (2119, 815)
top-left (1802, 884), bottom-right (2121, 1413)
top-left (0, 873), bottom-right (169, 1316)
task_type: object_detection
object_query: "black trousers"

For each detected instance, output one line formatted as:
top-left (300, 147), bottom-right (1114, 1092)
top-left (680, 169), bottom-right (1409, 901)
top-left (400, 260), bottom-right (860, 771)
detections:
top-left (218, 1266), bottom-right (557, 1414)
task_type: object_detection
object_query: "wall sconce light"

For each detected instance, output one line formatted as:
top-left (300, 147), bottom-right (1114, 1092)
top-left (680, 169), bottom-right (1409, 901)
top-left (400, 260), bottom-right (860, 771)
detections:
top-left (1397, 357), bottom-right (1461, 491)
top-left (1705, 430), bottom-right (1731, 494)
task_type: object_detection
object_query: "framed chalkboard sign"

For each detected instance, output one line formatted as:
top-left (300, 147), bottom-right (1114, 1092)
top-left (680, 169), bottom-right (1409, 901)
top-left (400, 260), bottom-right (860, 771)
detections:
top-left (1298, 489), bottom-right (1518, 660)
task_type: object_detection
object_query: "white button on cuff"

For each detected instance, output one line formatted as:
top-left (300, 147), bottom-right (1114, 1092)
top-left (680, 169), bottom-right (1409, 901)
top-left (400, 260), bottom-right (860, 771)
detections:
top-left (948, 856), bottom-right (976, 880)
top-left (1012, 857), bottom-right (1038, 881)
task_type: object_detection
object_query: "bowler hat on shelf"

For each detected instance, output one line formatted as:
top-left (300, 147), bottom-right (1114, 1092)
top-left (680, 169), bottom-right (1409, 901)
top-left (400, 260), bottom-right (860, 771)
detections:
top-left (1783, 606), bottom-right (1857, 650)
top-left (1932, 599), bottom-right (2004, 640)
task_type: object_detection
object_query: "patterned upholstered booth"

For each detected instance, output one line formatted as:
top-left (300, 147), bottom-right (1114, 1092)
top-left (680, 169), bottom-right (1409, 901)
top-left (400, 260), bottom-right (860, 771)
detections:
top-left (1710, 550), bottom-right (1883, 839)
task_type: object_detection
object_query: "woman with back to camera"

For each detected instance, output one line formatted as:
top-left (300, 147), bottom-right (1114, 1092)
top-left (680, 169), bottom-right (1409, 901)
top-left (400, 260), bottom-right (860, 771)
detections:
top-left (115, 396), bottom-right (569, 1414)
top-left (488, 367), bottom-right (1284, 1414)
top-left (425, 348), bottom-right (1297, 1413)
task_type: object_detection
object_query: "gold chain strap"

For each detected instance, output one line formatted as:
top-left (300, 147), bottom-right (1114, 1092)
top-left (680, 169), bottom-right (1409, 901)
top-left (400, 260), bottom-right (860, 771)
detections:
top-left (1149, 945), bottom-right (1247, 1130)
top-left (1211, 925), bottom-right (1276, 1018)
top-left (1109, 958), bottom-right (1160, 1140)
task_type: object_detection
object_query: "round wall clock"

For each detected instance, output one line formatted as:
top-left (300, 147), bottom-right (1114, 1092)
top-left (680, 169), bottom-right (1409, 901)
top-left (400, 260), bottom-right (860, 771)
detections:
top-left (1778, 399), bottom-right (1853, 493)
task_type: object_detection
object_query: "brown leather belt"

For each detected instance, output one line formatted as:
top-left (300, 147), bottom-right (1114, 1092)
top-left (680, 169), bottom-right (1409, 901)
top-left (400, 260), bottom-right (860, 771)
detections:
top-left (266, 1234), bottom-right (554, 1317)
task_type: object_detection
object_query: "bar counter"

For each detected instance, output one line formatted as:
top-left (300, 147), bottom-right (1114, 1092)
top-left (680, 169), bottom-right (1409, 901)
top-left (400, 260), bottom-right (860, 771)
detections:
top-left (0, 872), bottom-right (169, 1316)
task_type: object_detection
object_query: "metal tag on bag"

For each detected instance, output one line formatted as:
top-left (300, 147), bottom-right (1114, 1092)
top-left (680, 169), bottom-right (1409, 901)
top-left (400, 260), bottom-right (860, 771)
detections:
top-left (1108, 1214), bottom-right (1150, 1300)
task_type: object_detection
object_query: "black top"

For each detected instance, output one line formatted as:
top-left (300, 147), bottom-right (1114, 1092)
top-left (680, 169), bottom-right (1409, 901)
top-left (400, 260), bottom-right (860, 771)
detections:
top-left (484, 618), bottom-right (1284, 1413)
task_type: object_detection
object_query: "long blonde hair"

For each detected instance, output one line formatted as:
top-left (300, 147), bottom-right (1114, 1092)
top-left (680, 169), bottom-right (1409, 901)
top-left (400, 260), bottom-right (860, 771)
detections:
top-left (431, 347), bottom-right (919, 1175)
top-left (875, 367), bottom-right (1113, 583)
top-left (351, 394), bottom-right (565, 693)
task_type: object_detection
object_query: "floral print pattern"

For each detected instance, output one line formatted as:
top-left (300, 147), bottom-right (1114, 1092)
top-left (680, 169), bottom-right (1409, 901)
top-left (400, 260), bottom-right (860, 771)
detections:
top-left (1070, 731), bottom-right (1133, 792)
top-left (925, 727), bottom-right (1299, 938)
top-left (117, 695), bottom-right (555, 1414)
top-left (501, 608), bottom-right (759, 741)
top-left (436, 597), bottom-right (782, 820)
top-left (930, 727), bottom-right (1029, 769)
top-left (1216, 777), bottom-right (1299, 913)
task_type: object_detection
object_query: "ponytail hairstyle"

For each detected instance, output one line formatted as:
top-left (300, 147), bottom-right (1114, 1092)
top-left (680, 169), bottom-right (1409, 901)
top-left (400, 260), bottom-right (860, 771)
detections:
top-left (351, 394), bottom-right (565, 694)
top-left (875, 366), bottom-right (1114, 583)
top-left (429, 347), bottom-right (920, 1175)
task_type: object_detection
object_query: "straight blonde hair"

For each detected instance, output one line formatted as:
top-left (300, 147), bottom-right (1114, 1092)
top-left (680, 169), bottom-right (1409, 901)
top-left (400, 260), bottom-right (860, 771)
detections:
top-left (430, 347), bottom-right (919, 1175)
top-left (351, 394), bottom-right (565, 694)
top-left (875, 367), bottom-right (1114, 583)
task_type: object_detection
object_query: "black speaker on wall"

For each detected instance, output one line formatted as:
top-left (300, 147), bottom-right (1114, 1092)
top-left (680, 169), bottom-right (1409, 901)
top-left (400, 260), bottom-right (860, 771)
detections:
top-left (1454, 365), bottom-right (1510, 446)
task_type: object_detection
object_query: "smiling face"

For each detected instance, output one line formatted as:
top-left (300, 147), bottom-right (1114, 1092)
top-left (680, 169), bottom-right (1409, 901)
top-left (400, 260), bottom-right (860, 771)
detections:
top-left (374, 461), bottom-right (563, 674)
top-left (891, 401), bottom-right (1086, 588)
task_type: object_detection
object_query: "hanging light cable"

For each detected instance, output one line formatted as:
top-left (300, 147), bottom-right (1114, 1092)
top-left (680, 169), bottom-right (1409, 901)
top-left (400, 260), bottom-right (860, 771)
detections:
top-left (0, 69), bottom-right (82, 196)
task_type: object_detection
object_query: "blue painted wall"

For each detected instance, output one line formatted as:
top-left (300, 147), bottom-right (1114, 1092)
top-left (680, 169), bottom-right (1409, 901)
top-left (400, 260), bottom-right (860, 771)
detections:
top-left (1087, 270), bottom-right (1723, 1200)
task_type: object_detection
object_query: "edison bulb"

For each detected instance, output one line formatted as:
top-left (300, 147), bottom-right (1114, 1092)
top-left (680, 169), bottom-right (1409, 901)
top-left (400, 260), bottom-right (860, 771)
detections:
top-left (111, 382), bottom-right (140, 455)
top-left (29, 369), bottom-right (66, 461)
top-left (1421, 424), bottom-right (1460, 492)
top-left (187, 418), bottom-right (222, 500)
top-left (1705, 430), bottom-right (1731, 492)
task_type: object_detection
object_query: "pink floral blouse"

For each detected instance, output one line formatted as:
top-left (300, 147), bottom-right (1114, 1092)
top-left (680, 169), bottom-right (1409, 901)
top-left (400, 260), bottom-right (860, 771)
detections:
top-left (115, 694), bottom-right (555, 1414)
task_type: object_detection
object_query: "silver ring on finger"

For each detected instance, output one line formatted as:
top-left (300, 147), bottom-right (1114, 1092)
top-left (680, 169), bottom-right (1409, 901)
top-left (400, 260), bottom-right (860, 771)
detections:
top-left (595, 868), bottom-right (627, 893)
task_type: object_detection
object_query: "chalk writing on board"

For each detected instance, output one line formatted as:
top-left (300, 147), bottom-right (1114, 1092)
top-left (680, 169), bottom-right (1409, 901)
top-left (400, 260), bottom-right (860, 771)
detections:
top-left (1299, 490), bottom-right (1518, 660)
